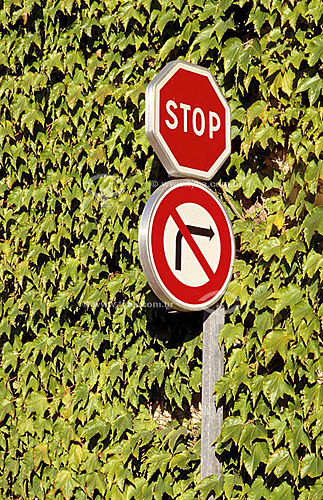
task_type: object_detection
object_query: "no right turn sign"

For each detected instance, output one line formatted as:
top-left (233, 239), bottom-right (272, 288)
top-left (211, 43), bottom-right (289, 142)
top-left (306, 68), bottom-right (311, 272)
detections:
top-left (139, 179), bottom-right (235, 311)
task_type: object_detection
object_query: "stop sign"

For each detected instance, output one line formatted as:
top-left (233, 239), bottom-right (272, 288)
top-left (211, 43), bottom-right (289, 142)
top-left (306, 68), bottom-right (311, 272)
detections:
top-left (146, 60), bottom-right (231, 181)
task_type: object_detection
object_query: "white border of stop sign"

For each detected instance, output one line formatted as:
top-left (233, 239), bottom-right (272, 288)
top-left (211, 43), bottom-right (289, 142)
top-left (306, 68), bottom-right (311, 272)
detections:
top-left (145, 60), bottom-right (231, 181)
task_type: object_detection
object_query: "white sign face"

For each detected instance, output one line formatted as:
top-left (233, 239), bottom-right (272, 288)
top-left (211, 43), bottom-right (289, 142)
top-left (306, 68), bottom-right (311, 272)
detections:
top-left (139, 179), bottom-right (235, 312)
top-left (163, 203), bottom-right (221, 287)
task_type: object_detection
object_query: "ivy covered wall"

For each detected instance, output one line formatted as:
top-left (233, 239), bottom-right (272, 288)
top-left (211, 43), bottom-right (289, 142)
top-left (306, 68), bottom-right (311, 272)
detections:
top-left (0, 0), bottom-right (322, 499)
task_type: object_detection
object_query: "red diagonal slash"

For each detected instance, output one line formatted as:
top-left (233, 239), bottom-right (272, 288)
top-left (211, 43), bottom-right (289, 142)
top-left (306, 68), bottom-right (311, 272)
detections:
top-left (171, 208), bottom-right (214, 280)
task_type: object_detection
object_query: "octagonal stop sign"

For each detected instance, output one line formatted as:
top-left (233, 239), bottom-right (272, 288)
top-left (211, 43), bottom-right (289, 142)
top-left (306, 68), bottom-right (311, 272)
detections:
top-left (146, 60), bottom-right (231, 181)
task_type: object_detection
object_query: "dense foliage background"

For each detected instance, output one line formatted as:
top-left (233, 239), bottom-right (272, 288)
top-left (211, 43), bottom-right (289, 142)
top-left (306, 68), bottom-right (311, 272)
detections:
top-left (0, 0), bottom-right (323, 498)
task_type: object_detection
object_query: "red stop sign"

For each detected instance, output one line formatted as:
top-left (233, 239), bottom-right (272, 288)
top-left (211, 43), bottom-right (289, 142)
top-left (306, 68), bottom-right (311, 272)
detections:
top-left (146, 60), bottom-right (231, 181)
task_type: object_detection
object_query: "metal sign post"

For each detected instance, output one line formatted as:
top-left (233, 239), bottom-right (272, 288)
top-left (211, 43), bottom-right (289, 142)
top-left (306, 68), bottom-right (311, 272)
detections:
top-left (141, 60), bottom-right (233, 491)
top-left (201, 304), bottom-right (225, 485)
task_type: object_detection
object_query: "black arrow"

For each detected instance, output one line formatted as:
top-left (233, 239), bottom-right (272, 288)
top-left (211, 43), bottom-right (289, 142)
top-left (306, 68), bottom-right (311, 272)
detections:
top-left (175, 225), bottom-right (214, 271)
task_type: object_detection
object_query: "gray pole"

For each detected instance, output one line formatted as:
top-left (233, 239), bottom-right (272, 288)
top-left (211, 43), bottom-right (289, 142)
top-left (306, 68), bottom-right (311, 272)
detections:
top-left (201, 303), bottom-right (225, 487)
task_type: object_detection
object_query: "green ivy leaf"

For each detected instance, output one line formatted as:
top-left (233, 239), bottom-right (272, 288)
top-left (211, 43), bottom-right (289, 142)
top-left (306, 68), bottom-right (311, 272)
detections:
top-left (306, 35), bottom-right (323, 66)
top-left (242, 441), bottom-right (269, 477)
top-left (223, 38), bottom-right (244, 73)
top-left (266, 448), bottom-right (294, 477)
top-left (263, 372), bottom-right (294, 407)
top-left (301, 454), bottom-right (323, 478)
top-left (302, 206), bottom-right (323, 244)
top-left (262, 328), bottom-right (293, 362)
top-left (55, 470), bottom-right (78, 500)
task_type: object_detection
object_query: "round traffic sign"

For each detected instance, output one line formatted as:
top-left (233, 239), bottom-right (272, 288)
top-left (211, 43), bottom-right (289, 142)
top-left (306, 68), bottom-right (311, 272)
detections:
top-left (139, 180), bottom-right (235, 311)
top-left (146, 60), bottom-right (231, 181)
